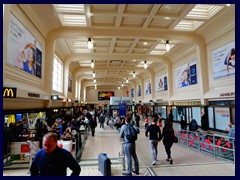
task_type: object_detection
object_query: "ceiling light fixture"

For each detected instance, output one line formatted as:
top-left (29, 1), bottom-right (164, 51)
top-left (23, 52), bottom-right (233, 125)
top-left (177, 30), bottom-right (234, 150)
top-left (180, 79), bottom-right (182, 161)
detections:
top-left (95, 86), bottom-right (97, 90)
top-left (165, 40), bottom-right (170, 52)
top-left (126, 78), bottom-right (128, 83)
top-left (88, 38), bottom-right (93, 49)
top-left (94, 83), bottom-right (97, 87)
top-left (122, 82), bottom-right (124, 87)
top-left (94, 78), bottom-right (96, 83)
top-left (118, 86), bottom-right (120, 90)
top-left (91, 60), bottom-right (94, 69)
top-left (93, 71), bottom-right (95, 78)
top-left (226, 4), bottom-right (231, 7)
top-left (144, 61), bottom-right (147, 69)
top-left (133, 71), bottom-right (136, 78)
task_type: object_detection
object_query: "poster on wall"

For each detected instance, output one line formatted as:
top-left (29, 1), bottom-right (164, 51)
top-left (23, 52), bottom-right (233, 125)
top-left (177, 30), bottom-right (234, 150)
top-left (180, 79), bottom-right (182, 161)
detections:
top-left (137, 84), bottom-right (141, 97)
top-left (98, 91), bottom-right (114, 100)
top-left (175, 59), bottom-right (197, 88)
top-left (7, 13), bottom-right (43, 78)
top-left (212, 41), bottom-right (235, 79)
top-left (68, 73), bottom-right (72, 92)
top-left (155, 75), bottom-right (168, 92)
top-left (131, 88), bottom-right (134, 98)
top-left (144, 81), bottom-right (151, 95)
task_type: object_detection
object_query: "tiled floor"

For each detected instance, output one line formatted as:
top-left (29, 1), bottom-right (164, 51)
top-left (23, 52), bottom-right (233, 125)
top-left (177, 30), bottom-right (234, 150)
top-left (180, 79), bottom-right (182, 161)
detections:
top-left (3, 122), bottom-right (235, 176)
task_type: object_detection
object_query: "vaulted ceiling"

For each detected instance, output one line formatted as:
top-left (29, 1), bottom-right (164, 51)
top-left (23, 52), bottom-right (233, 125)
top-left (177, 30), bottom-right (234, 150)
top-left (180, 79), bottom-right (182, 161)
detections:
top-left (19, 4), bottom-right (232, 89)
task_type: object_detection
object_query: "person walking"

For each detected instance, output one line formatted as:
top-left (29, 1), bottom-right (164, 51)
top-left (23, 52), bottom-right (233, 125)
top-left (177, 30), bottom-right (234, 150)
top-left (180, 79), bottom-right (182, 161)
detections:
top-left (144, 115), bottom-right (149, 129)
top-left (135, 112), bottom-right (140, 128)
top-left (145, 117), bottom-right (162, 165)
top-left (99, 113), bottom-right (105, 129)
top-left (161, 119), bottom-right (175, 164)
top-left (89, 116), bottom-right (97, 136)
top-left (30, 132), bottom-right (81, 176)
top-left (120, 116), bottom-right (140, 176)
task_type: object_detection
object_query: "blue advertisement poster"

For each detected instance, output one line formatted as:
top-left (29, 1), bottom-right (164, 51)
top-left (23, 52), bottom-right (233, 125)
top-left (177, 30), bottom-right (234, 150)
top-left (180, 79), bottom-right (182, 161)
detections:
top-left (175, 59), bottom-right (197, 88)
top-left (131, 88), bottom-right (134, 98)
top-left (190, 64), bottom-right (197, 85)
top-left (119, 103), bottom-right (126, 116)
top-left (164, 76), bottom-right (168, 90)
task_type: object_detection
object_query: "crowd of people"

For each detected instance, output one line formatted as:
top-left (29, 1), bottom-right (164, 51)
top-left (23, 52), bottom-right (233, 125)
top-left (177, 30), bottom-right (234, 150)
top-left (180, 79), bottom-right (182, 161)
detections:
top-left (4, 108), bottom-right (235, 176)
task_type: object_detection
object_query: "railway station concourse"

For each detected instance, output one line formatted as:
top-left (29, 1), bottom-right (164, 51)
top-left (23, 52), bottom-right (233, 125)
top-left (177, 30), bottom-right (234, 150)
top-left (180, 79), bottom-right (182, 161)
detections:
top-left (3, 4), bottom-right (235, 176)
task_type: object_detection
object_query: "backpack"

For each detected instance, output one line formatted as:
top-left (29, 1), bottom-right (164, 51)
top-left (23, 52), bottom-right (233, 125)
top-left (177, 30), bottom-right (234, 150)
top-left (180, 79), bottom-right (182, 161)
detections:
top-left (125, 124), bottom-right (138, 142)
top-left (99, 116), bottom-right (105, 123)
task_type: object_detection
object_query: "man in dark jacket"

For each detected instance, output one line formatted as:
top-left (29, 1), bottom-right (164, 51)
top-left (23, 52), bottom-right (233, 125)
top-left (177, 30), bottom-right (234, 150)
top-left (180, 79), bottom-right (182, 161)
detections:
top-left (30, 132), bottom-right (81, 176)
top-left (145, 117), bottom-right (162, 165)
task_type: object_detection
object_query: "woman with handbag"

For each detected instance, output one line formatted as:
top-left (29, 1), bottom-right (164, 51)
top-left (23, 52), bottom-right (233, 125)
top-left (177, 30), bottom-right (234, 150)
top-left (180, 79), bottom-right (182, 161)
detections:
top-left (161, 118), bottom-right (175, 164)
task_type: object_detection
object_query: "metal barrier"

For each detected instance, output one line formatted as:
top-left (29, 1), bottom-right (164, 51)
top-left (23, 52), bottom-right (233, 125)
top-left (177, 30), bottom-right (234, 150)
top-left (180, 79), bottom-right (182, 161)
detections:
top-left (175, 129), bottom-right (235, 163)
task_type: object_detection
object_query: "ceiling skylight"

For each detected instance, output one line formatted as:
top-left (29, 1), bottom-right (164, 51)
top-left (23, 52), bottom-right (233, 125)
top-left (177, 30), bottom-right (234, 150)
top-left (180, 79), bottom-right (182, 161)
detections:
top-left (53, 4), bottom-right (87, 26)
top-left (174, 4), bottom-right (224, 31)
top-left (185, 4), bottom-right (224, 20)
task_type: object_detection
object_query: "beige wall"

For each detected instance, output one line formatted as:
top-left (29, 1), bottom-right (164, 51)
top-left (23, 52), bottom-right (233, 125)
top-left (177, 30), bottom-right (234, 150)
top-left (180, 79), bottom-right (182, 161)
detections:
top-left (85, 86), bottom-right (128, 104)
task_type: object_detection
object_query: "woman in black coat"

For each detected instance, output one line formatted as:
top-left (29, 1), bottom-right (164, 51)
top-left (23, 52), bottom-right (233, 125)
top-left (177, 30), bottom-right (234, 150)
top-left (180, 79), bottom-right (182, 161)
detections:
top-left (162, 119), bottom-right (175, 164)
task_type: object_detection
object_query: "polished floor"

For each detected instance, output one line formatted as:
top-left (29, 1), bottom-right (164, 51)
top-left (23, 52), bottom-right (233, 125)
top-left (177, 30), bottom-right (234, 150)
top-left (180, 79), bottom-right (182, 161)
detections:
top-left (3, 121), bottom-right (235, 176)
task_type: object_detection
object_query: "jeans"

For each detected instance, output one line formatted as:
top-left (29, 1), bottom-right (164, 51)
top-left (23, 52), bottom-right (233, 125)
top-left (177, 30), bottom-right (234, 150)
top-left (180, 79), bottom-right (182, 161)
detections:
top-left (164, 143), bottom-right (173, 159)
top-left (100, 122), bottom-right (104, 129)
top-left (149, 140), bottom-right (158, 161)
top-left (124, 143), bottom-right (139, 174)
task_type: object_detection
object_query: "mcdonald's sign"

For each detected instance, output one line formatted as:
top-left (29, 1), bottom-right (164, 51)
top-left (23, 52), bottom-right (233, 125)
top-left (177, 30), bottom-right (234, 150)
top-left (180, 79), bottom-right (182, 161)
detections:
top-left (3, 87), bottom-right (17, 98)
top-left (21, 144), bottom-right (30, 153)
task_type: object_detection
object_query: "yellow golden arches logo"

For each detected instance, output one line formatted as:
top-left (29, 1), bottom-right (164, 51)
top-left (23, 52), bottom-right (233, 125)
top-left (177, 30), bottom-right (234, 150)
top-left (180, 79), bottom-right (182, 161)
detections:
top-left (3, 87), bottom-right (17, 98)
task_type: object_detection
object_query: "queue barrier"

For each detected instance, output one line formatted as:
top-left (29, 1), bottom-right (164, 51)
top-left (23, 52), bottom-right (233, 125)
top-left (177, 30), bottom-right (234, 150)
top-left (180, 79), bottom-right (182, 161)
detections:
top-left (175, 129), bottom-right (235, 163)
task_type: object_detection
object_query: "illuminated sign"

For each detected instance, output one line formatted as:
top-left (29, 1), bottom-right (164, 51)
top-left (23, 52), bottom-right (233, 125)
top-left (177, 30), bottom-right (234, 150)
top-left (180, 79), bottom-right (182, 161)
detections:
top-left (21, 144), bottom-right (30, 153)
top-left (51, 95), bottom-right (59, 100)
top-left (3, 87), bottom-right (17, 98)
top-left (98, 91), bottom-right (114, 100)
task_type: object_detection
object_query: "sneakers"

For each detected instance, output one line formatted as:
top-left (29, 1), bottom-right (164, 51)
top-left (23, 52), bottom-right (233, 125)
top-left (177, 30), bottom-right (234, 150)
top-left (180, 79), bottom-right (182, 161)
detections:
top-left (166, 158), bottom-right (170, 161)
top-left (170, 159), bottom-right (173, 164)
top-left (152, 160), bottom-right (156, 165)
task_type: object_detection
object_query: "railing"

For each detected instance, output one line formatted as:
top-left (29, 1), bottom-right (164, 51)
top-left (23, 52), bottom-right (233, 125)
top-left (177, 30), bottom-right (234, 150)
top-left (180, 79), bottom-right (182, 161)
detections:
top-left (174, 129), bottom-right (235, 163)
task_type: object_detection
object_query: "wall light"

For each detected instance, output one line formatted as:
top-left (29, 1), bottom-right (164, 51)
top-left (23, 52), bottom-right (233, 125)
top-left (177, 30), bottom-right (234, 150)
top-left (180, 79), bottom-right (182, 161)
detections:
top-left (93, 71), bottom-right (95, 78)
top-left (122, 82), bottom-right (124, 87)
top-left (118, 86), bottom-right (120, 90)
top-left (91, 60), bottom-right (94, 69)
top-left (165, 40), bottom-right (170, 52)
top-left (88, 38), bottom-right (93, 49)
top-left (126, 78), bottom-right (128, 83)
top-left (144, 61), bottom-right (147, 69)
top-left (94, 78), bottom-right (96, 83)
top-left (133, 71), bottom-right (136, 78)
